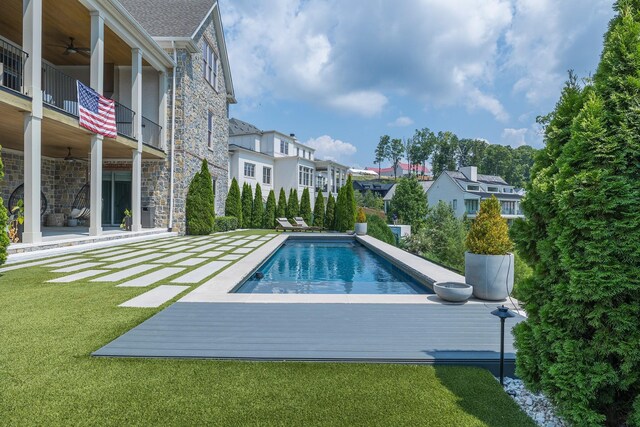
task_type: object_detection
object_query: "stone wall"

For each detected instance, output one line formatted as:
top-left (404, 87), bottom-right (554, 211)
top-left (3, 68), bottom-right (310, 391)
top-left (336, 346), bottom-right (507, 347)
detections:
top-left (0, 149), bottom-right (169, 228)
top-left (169, 14), bottom-right (230, 233)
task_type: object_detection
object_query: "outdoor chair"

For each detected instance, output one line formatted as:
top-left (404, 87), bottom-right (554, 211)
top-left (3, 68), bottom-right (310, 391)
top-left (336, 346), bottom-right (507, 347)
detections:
top-left (275, 218), bottom-right (304, 232)
top-left (293, 217), bottom-right (323, 231)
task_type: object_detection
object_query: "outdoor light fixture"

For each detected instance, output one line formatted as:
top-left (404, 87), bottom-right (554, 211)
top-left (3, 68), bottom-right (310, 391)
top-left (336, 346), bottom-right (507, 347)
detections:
top-left (491, 304), bottom-right (515, 386)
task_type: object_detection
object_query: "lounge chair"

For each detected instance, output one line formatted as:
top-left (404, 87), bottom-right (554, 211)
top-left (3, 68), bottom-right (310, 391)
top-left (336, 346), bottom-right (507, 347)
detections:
top-left (276, 218), bottom-right (304, 232)
top-left (293, 217), bottom-right (323, 231)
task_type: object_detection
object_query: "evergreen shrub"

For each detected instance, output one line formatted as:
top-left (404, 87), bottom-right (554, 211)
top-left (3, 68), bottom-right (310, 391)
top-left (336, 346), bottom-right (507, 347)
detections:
top-left (185, 159), bottom-right (215, 235)
top-left (214, 216), bottom-right (238, 232)
top-left (465, 196), bottom-right (511, 255)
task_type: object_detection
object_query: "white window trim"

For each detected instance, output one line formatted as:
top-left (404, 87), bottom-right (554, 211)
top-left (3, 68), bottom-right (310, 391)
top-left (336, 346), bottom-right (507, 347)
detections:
top-left (244, 162), bottom-right (256, 178)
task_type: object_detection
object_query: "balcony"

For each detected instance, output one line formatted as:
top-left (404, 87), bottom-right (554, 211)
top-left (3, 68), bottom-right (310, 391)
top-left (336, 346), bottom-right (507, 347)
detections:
top-left (40, 63), bottom-right (161, 149)
top-left (0, 39), bottom-right (28, 95)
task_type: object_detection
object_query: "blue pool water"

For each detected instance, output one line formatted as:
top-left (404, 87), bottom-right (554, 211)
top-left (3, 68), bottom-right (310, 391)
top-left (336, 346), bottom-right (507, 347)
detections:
top-left (235, 239), bottom-right (431, 294)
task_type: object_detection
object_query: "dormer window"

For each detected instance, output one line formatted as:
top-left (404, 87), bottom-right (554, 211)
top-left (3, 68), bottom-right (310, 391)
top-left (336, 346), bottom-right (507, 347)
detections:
top-left (280, 139), bottom-right (289, 155)
top-left (467, 185), bottom-right (479, 191)
top-left (488, 186), bottom-right (498, 192)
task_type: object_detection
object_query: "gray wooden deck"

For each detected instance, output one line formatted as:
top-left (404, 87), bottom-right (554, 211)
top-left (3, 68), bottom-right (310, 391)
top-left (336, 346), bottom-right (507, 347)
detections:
top-left (94, 302), bottom-right (524, 375)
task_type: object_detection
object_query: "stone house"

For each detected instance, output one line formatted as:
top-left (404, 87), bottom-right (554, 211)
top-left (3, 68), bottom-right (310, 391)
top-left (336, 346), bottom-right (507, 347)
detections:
top-left (0, 0), bottom-right (234, 246)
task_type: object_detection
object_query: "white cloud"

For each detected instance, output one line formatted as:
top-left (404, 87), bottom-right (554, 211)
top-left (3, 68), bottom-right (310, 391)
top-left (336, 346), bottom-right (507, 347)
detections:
top-left (306, 135), bottom-right (357, 162)
top-left (501, 128), bottom-right (528, 147)
top-left (468, 88), bottom-right (509, 122)
top-left (222, 0), bottom-right (512, 117)
top-left (328, 91), bottom-right (388, 117)
top-left (505, 0), bottom-right (612, 103)
top-left (388, 116), bottom-right (414, 127)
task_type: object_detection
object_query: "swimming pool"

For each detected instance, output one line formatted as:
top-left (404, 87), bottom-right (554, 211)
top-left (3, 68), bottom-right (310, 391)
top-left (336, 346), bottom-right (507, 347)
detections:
top-left (234, 238), bottom-right (432, 294)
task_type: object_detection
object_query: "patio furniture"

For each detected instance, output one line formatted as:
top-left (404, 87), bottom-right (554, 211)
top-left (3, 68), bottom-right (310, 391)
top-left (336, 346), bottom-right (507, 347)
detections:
top-left (293, 217), bottom-right (323, 231)
top-left (69, 184), bottom-right (90, 220)
top-left (8, 184), bottom-right (48, 216)
top-left (275, 218), bottom-right (304, 232)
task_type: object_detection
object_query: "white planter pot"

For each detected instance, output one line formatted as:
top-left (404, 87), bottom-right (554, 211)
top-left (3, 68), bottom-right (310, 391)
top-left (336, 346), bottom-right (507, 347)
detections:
top-left (465, 252), bottom-right (514, 301)
top-left (355, 222), bottom-right (367, 236)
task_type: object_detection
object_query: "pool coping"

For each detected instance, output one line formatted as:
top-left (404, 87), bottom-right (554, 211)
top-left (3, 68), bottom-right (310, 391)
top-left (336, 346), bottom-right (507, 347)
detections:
top-left (179, 233), bottom-right (519, 307)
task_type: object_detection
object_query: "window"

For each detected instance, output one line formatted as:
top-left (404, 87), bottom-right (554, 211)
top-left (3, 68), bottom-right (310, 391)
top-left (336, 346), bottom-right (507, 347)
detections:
top-left (488, 186), bottom-right (499, 192)
top-left (280, 139), bottom-right (289, 155)
top-left (296, 147), bottom-right (300, 157)
top-left (263, 167), bottom-right (272, 185)
top-left (207, 111), bottom-right (214, 149)
top-left (452, 199), bottom-right (458, 210)
top-left (202, 40), bottom-right (218, 89)
top-left (244, 162), bottom-right (255, 178)
top-left (299, 166), bottom-right (313, 187)
top-left (465, 199), bottom-right (479, 214)
top-left (467, 185), bottom-right (480, 191)
top-left (501, 201), bottom-right (516, 215)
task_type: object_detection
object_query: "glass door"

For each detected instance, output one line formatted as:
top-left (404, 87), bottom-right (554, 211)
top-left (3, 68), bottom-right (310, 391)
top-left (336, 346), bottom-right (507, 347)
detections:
top-left (102, 171), bottom-right (132, 226)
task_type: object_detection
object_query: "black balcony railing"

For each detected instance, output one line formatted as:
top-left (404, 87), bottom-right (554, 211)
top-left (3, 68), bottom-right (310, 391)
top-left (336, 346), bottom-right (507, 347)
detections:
top-left (141, 116), bottom-right (162, 150)
top-left (0, 39), bottom-right (28, 94)
top-left (114, 102), bottom-right (135, 139)
top-left (42, 63), bottom-right (78, 116)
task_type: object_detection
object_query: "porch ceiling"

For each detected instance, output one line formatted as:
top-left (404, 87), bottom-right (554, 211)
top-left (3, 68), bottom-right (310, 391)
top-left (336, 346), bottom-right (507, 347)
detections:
top-left (0, 101), bottom-right (164, 160)
top-left (1, 0), bottom-right (148, 66)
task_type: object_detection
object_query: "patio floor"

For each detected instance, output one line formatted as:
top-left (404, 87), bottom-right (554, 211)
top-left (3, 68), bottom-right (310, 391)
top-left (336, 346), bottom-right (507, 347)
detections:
top-left (94, 301), bottom-right (525, 375)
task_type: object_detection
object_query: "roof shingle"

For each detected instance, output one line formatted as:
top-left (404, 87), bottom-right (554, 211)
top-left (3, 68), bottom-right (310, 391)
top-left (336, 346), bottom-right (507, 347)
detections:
top-left (119, 0), bottom-right (215, 38)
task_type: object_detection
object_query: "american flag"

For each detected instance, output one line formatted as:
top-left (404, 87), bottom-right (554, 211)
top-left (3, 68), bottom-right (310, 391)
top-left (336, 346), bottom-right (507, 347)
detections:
top-left (77, 81), bottom-right (117, 138)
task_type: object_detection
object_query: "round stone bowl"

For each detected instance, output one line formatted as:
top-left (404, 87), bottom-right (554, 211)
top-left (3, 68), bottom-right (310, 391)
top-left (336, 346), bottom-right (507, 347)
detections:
top-left (433, 282), bottom-right (473, 303)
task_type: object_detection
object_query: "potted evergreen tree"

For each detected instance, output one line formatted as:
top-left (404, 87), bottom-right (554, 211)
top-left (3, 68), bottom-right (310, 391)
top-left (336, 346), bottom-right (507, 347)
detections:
top-left (464, 196), bottom-right (514, 300)
top-left (355, 207), bottom-right (367, 236)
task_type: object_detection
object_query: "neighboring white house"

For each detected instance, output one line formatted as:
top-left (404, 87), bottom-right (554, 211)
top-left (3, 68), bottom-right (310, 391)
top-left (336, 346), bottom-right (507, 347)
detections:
top-left (228, 118), bottom-right (316, 205)
top-left (316, 160), bottom-right (349, 200)
top-left (426, 166), bottom-right (524, 219)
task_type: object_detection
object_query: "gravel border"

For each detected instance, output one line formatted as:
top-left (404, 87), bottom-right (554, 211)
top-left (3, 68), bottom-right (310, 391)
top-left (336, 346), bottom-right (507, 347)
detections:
top-left (500, 377), bottom-right (567, 427)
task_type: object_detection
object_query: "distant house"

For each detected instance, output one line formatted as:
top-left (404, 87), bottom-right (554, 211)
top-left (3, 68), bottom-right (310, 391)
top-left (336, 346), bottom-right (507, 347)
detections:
top-left (352, 180), bottom-right (395, 199)
top-left (366, 162), bottom-right (430, 178)
top-left (426, 166), bottom-right (523, 219)
top-left (383, 181), bottom-right (434, 213)
top-left (228, 118), bottom-right (316, 205)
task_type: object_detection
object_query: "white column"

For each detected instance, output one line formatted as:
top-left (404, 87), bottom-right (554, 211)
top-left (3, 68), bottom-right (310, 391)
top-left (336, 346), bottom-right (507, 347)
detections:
top-left (131, 48), bottom-right (143, 232)
top-left (22, 0), bottom-right (43, 244)
top-left (89, 11), bottom-right (104, 237)
top-left (158, 71), bottom-right (168, 151)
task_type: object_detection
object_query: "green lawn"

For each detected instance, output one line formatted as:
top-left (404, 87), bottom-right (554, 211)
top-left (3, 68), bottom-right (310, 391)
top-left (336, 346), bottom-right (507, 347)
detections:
top-left (0, 231), bottom-right (534, 426)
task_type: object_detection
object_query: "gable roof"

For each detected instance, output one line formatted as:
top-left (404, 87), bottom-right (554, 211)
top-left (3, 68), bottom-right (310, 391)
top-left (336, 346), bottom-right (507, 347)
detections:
top-left (383, 181), bottom-right (434, 201)
top-left (119, 0), bottom-right (236, 103)
top-left (118, 0), bottom-right (215, 38)
top-left (229, 118), bottom-right (263, 136)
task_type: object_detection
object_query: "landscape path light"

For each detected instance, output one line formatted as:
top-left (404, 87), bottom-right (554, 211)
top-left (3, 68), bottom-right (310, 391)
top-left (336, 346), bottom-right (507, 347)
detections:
top-left (491, 304), bottom-right (515, 386)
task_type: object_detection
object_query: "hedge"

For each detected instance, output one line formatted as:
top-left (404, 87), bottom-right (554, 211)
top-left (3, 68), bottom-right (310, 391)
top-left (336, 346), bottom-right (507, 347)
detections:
top-left (185, 159), bottom-right (215, 235)
top-left (366, 214), bottom-right (395, 245)
top-left (214, 216), bottom-right (238, 232)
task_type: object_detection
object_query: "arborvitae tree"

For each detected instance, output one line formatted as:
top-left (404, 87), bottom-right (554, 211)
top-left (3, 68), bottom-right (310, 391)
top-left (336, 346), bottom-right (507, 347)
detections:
top-left (0, 147), bottom-right (10, 266)
top-left (313, 192), bottom-right (325, 227)
top-left (512, 4), bottom-right (640, 425)
top-left (276, 188), bottom-right (287, 219)
top-left (264, 189), bottom-right (276, 228)
top-left (252, 183), bottom-right (264, 229)
top-left (465, 196), bottom-right (511, 255)
top-left (388, 176), bottom-right (429, 231)
top-left (324, 192), bottom-right (336, 230)
top-left (344, 175), bottom-right (356, 224)
top-left (299, 188), bottom-right (312, 224)
top-left (334, 184), bottom-right (355, 232)
top-left (287, 188), bottom-right (299, 219)
top-left (185, 159), bottom-right (215, 235)
top-left (241, 183), bottom-right (253, 229)
top-left (225, 177), bottom-right (242, 223)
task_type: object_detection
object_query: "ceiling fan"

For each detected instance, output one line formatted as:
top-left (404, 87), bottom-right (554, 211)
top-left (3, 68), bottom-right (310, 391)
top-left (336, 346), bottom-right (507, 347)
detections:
top-left (51, 37), bottom-right (90, 56)
top-left (64, 147), bottom-right (87, 162)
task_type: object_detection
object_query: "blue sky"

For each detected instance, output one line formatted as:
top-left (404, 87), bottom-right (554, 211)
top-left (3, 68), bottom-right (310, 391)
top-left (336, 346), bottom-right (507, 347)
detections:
top-left (221, 0), bottom-right (614, 168)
